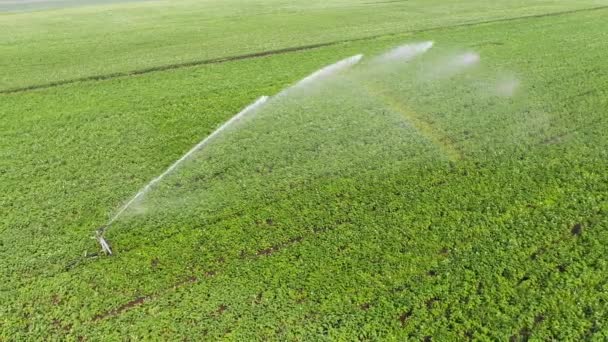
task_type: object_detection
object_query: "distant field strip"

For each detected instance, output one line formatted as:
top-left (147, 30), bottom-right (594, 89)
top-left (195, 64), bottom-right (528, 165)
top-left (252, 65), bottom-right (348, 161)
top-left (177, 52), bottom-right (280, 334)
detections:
top-left (0, 42), bottom-right (338, 94)
top-left (2, 4), bottom-right (607, 95)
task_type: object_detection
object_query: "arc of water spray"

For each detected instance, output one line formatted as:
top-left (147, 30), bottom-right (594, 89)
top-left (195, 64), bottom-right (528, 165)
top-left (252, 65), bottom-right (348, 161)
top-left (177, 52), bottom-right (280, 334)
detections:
top-left (373, 41), bottom-right (434, 63)
top-left (96, 96), bottom-right (269, 254)
top-left (300, 54), bottom-right (363, 84)
top-left (95, 54), bottom-right (364, 255)
top-left (281, 54), bottom-right (363, 94)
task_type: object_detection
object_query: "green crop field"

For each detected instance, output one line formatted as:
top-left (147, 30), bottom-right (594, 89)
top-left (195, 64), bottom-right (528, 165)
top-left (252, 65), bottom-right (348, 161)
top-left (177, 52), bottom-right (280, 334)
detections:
top-left (2, 0), bottom-right (608, 340)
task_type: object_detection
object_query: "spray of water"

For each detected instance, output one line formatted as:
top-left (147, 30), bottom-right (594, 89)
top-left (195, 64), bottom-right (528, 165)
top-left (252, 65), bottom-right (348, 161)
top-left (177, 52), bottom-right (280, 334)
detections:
top-left (421, 51), bottom-right (481, 80)
top-left (95, 43), bottom-right (527, 256)
top-left (292, 54), bottom-right (363, 88)
top-left (96, 96), bottom-right (269, 253)
top-left (373, 41), bottom-right (434, 63)
top-left (457, 52), bottom-right (481, 66)
top-left (96, 55), bottom-right (369, 254)
top-left (494, 75), bottom-right (520, 97)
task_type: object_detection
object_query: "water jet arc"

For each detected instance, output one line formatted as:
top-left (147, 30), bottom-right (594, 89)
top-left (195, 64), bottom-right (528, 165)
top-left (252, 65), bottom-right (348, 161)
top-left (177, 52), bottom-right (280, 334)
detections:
top-left (374, 41), bottom-right (434, 62)
top-left (95, 54), bottom-right (366, 254)
top-left (96, 96), bottom-right (269, 252)
top-left (294, 54), bottom-right (364, 87)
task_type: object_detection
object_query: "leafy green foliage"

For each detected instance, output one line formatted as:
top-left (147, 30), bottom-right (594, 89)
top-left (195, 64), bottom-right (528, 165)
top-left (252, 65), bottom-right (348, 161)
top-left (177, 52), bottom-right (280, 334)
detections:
top-left (2, 1), bottom-right (608, 340)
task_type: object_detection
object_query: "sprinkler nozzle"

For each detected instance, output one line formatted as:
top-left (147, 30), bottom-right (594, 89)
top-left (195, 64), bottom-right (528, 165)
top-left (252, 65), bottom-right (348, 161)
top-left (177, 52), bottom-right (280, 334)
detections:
top-left (95, 229), bottom-right (113, 255)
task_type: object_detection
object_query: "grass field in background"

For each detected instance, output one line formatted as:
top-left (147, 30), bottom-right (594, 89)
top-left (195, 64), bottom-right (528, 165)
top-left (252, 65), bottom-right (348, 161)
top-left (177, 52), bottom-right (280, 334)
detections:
top-left (2, 0), bottom-right (608, 339)
top-left (1, 0), bottom-right (607, 90)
